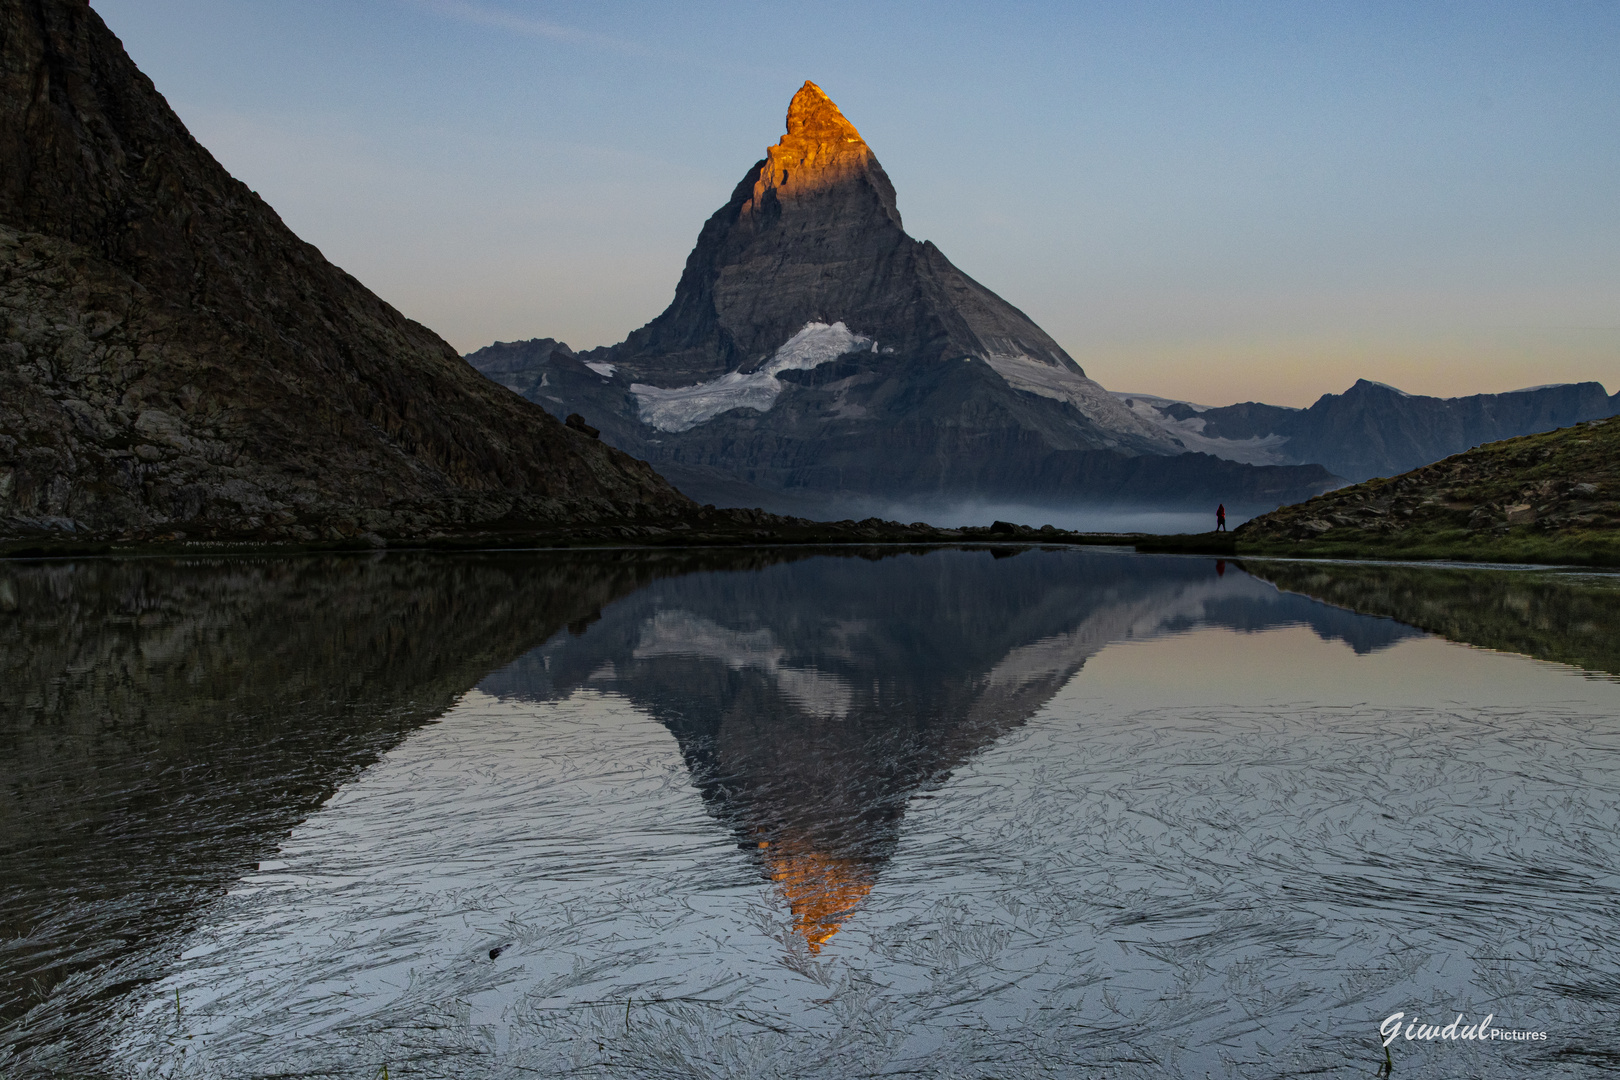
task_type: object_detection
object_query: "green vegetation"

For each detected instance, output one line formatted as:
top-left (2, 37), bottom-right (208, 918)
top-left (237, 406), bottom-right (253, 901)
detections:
top-left (1237, 527), bottom-right (1620, 566)
top-left (1145, 416), bottom-right (1620, 566)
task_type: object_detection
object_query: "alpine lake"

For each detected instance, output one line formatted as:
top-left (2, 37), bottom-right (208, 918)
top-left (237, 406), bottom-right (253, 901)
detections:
top-left (3, 545), bottom-right (1618, 1079)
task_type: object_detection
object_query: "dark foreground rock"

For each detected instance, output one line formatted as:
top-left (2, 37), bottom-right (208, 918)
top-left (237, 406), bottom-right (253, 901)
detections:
top-left (0, 0), bottom-right (690, 547)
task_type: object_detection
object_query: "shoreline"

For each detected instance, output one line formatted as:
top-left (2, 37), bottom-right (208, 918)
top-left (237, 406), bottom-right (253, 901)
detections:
top-left (6, 524), bottom-right (1613, 573)
top-left (1138, 529), bottom-right (1620, 568)
top-left (0, 522), bottom-right (1146, 561)
top-left (6, 523), bottom-right (1617, 570)
top-left (6, 511), bottom-right (1613, 569)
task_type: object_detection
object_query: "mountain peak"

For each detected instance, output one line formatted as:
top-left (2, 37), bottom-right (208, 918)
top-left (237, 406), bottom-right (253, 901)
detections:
top-left (785, 81), bottom-right (865, 147)
top-left (748, 81), bottom-right (880, 208)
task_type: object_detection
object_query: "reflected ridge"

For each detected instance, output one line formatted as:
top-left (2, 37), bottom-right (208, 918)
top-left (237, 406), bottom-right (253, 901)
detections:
top-left (1245, 559), bottom-right (1620, 678)
top-left (0, 548), bottom-right (822, 1055)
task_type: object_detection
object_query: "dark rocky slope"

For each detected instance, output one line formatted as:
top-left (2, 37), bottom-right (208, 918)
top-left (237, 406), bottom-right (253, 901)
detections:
top-left (470, 83), bottom-right (1338, 514)
top-left (0, 0), bottom-right (689, 546)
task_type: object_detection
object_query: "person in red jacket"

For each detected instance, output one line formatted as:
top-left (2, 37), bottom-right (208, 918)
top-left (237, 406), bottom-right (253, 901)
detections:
top-left (1215, 504), bottom-right (1227, 532)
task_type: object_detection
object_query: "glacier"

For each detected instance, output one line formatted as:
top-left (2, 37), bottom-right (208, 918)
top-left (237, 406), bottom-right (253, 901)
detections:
top-left (631, 321), bottom-right (873, 433)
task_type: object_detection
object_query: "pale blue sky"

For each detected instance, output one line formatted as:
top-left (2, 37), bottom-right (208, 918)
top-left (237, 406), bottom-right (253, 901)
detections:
top-left (95, 1), bottom-right (1620, 406)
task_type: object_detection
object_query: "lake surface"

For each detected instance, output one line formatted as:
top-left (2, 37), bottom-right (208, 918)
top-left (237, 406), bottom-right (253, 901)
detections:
top-left (3, 547), bottom-right (1618, 1078)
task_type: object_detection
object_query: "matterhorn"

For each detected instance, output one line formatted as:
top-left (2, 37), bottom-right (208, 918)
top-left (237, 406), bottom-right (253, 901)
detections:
top-left (470, 82), bottom-right (1336, 515)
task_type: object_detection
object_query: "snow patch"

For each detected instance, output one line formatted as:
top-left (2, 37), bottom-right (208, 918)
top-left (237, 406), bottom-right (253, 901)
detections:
top-left (632, 321), bottom-right (872, 433)
top-left (1113, 391), bottom-right (1211, 413)
top-left (633, 609), bottom-right (852, 718)
top-left (584, 362), bottom-right (617, 378)
top-left (983, 353), bottom-right (1181, 449)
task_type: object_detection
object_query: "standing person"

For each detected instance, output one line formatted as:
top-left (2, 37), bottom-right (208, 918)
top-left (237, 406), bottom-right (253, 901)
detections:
top-left (1215, 503), bottom-right (1227, 532)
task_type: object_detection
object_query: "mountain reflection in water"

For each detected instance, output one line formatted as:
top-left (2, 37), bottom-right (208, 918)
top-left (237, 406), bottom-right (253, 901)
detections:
top-left (6, 547), bottom-right (1617, 1079)
top-left (477, 548), bottom-right (1421, 950)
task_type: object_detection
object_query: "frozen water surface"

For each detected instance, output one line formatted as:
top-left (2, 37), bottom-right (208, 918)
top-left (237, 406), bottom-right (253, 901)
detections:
top-left (2, 548), bottom-right (1618, 1078)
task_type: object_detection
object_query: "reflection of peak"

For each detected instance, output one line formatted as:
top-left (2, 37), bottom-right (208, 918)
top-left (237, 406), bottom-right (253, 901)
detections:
top-left (478, 549), bottom-right (1429, 952)
top-left (761, 839), bottom-right (876, 953)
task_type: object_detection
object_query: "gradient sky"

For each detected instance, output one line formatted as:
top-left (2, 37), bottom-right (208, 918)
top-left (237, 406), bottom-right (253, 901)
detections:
top-left (95, 0), bottom-right (1619, 407)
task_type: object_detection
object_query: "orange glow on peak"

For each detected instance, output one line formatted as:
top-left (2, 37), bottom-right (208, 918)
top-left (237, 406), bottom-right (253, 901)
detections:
top-left (745, 81), bottom-right (874, 210)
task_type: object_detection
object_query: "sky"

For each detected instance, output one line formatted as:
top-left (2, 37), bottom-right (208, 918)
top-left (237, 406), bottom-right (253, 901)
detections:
top-left (95, 0), bottom-right (1620, 407)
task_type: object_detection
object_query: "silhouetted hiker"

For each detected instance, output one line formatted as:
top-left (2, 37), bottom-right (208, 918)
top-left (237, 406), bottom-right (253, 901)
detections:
top-left (1215, 504), bottom-right (1227, 532)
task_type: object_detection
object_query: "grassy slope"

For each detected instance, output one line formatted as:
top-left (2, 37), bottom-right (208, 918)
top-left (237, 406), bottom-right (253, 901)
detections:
top-left (1169, 416), bottom-right (1620, 566)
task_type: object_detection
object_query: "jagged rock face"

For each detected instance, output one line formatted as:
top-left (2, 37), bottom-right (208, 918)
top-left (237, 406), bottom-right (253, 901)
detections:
top-left (0, 0), bottom-right (688, 543)
top-left (469, 82), bottom-right (1343, 512)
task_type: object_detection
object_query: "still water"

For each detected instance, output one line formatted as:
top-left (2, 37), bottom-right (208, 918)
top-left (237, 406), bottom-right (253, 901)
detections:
top-left (3, 547), bottom-right (1618, 1078)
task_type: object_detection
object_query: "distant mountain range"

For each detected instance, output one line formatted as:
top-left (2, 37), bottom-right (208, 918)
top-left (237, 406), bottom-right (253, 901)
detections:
top-left (1117, 379), bottom-right (1617, 483)
top-left (467, 82), bottom-right (1338, 516)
